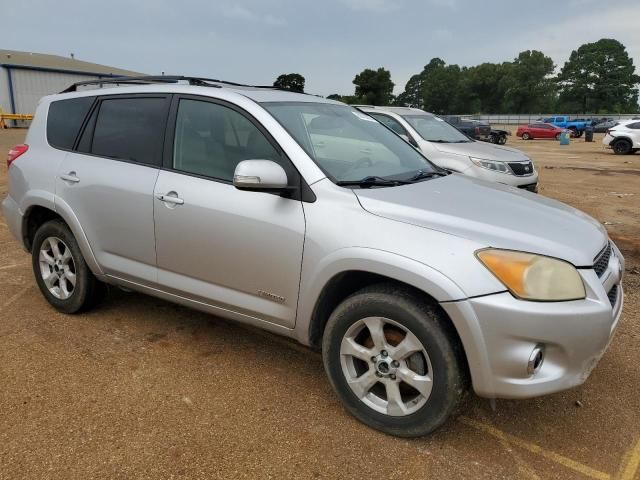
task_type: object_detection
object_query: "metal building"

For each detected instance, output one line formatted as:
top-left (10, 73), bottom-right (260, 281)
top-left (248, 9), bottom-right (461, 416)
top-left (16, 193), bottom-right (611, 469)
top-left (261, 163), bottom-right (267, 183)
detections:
top-left (0, 49), bottom-right (142, 124)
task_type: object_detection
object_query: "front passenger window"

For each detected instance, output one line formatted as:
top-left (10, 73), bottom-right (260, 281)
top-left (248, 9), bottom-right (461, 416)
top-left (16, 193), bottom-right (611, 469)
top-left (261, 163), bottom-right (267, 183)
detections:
top-left (173, 99), bottom-right (281, 181)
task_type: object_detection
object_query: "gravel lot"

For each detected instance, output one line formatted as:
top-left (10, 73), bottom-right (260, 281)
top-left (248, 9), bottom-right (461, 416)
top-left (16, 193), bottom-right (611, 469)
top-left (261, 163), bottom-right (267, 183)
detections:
top-left (1, 128), bottom-right (639, 479)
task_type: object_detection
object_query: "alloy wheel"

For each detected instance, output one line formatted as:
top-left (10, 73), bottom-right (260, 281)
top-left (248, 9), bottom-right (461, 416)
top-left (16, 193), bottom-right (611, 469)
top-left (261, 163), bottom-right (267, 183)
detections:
top-left (38, 236), bottom-right (76, 300)
top-left (340, 316), bottom-right (433, 417)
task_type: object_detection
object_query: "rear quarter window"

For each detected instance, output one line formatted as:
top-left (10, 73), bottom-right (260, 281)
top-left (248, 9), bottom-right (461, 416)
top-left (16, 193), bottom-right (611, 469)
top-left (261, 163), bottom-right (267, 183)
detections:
top-left (89, 97), bottom-right (168, 166)
top-left (46, 96), bottom-right (95, 150)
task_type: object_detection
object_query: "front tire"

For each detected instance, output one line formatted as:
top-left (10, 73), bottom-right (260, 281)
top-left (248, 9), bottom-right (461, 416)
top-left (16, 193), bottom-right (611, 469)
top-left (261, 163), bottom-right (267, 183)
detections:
top-left (322, 284), bottom-right (468, 437)
top-left (497, 134), bottom-right (507, 145)
top-left (32, 220), bottom-right (105, 314)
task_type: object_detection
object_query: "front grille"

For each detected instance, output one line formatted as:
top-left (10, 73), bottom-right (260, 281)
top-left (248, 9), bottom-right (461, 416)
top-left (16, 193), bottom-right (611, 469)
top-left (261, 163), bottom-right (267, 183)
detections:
top-left (593, 243), bottom-right (612, 278)
top-left (607, 284), bottom-right (618, 307)
top-left (508, 161), bottom-right (534, 176)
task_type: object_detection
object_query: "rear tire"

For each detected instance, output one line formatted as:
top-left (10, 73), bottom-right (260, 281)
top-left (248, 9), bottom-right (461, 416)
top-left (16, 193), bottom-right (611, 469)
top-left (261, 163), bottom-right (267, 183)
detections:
top-left (32, 220), bottom-right (105, 314)
top-left (322, 283), bottom-right (468, 437)
top-left (522, 132), bottom-right (531, 140)
top-left (555, 133), bottom-right (562, 141)
top-left (612, 139), bottom-right (632, 155)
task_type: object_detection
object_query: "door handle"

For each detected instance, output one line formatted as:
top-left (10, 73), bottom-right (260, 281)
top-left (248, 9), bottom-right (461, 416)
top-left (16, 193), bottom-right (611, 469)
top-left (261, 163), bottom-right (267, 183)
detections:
top-left (155, 192), bottom-right (184, 205)
top-left (60, 172), bottom-right (80, 183)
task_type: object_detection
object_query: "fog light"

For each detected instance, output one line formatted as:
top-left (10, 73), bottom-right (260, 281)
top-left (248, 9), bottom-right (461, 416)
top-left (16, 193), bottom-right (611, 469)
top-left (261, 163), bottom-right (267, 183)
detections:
top-left (527, 345), bottom-right (545, 375)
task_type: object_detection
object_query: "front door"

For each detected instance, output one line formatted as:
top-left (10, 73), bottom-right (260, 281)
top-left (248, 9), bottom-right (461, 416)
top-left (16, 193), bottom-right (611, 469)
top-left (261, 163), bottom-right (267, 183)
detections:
top-left (153, 96), bottom-right (306, 328)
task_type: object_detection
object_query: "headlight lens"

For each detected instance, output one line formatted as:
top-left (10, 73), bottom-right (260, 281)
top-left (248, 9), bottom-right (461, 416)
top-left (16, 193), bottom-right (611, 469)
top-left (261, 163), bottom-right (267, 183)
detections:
top-left (476, 249), bottom-right (586, 301)
top-left (470, 157), bottom-right (511, 174)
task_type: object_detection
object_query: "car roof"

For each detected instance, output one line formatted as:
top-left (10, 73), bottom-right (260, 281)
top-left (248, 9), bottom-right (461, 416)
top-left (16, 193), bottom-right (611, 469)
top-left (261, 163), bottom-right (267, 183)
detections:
top-left (46, 80), bottom-right (343, 106)
top-left (356, 105), bottom-right (433, 116)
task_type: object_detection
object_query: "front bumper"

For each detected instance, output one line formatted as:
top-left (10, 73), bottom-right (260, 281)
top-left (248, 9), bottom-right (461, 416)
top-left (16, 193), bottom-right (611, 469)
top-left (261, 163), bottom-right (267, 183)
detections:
top-left (442, 243), bottom-right (624, 399)
top-left (462, 164), bottom-right (539, 189)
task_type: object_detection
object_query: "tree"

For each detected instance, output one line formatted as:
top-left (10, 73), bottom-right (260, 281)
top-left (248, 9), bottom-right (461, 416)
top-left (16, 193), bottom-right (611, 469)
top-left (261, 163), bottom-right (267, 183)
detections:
top-left (273, 73), bottom-right (305, 93)
top-left (501, 50), bottom-right (556, 113)
top-left (557, 39), bottom-right (639, 113)
top-left (352, 68), bottom-right (395, 105)
top-left (395, 73), bottom-right (424, 108)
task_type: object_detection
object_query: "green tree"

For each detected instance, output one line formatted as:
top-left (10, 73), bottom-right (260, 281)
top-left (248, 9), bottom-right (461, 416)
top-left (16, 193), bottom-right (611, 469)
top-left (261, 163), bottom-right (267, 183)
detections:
top-left (557, 39), bottom-right (639, 113)
top-left (273, 73), bottom-right (305, 93)
top-left (352, 68), bottom-right (395, 105)
top-left (501, 50), bottom-right (556, 113)
top-left (419, 58), bottom-right (465, 114)
top-left (395, 73), bottom-right (424, 108)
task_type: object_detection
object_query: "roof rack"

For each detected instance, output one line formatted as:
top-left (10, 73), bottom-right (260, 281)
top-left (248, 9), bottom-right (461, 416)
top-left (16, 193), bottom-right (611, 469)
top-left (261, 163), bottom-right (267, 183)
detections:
top-left (60, 75), bottom-right (279, 93)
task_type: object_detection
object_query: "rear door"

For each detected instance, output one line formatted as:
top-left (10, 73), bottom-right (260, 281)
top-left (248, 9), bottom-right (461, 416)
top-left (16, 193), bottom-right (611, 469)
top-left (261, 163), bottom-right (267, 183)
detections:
top-left (55, 94), bottom-right (171, 285)
top-left (152, 96), bottom-right (306, 328)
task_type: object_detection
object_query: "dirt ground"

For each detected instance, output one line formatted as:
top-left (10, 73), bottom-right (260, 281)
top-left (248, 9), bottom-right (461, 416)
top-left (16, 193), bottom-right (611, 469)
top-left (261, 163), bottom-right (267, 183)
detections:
top-left (0, 128), bottom-right (639, 480)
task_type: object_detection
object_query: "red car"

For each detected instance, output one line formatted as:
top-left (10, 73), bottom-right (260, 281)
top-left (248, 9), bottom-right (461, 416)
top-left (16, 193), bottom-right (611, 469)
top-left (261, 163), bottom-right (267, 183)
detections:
top-left (516, 122), bottom-right (564, 140)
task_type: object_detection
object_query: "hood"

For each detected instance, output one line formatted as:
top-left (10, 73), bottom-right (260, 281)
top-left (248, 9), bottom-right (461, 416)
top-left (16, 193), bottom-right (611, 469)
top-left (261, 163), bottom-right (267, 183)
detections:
top-left (432, 141), bottom-right (530, 162)
top-left (355, 174), bottom-right (607, 266)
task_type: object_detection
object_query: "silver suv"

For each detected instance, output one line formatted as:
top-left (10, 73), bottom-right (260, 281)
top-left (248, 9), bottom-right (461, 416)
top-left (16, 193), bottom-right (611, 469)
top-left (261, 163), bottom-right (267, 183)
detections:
top-left (358, 106), bottom-right (538, 192)
top-left (2, 76), bottom-right (624, 437)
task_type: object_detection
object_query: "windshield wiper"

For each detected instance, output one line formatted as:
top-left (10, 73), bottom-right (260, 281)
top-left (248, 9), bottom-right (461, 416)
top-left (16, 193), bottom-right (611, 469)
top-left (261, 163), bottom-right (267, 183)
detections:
top-left (406, 170), bottom-right (449, 182)
top-left (336, 176), bottom-right (411, 188)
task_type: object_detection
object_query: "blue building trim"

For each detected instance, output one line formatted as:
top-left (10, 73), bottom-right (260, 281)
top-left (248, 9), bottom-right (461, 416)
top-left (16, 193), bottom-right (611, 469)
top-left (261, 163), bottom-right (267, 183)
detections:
top-left (0, 63), bottom-right (129, 78)
top-left (5, 66), bottom-right (17, 114)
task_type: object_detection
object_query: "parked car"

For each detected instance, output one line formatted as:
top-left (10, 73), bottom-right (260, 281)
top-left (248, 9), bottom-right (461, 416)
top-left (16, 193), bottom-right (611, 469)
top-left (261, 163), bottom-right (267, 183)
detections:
top-left (3, 76), bottom-right (624, 438)
top-left (516, 122), bottom-right (564, 140)
top-left (602, 119), bottom-right (640, 154)
top-left (593, 119), bottom-right (618, 133)
top-left (539, 116), bottom-right (589, 137)
top-left (488, 128), bottom-right (511, 145)
top-left (441, 116), bottom-right (492, 141)
top-left (358, 106), bottom-right (537, 192)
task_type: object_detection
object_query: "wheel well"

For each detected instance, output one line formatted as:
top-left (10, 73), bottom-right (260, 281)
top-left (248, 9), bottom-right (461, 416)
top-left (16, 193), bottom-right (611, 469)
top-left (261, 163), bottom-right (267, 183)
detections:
top-left (23, 206), bottom-right (64, 252)
top-left (612, 136), bottom-right (632, 144)
top-left (307, 271), bottom-right (465, 356)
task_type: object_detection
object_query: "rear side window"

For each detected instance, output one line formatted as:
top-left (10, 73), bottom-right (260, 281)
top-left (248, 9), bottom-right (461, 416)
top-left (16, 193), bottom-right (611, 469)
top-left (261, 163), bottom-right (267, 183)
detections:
top-left (90, 97), bottom-right (167, 166)
top-left (627, 122), bottom-right (640, 129)
top-left (47, 97), bottom-right (94, 150)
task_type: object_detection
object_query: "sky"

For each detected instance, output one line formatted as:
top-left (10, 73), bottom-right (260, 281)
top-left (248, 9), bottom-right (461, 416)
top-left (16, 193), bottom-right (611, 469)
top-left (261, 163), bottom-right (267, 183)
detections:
top-left (3, 0), bottom-right (640, 96)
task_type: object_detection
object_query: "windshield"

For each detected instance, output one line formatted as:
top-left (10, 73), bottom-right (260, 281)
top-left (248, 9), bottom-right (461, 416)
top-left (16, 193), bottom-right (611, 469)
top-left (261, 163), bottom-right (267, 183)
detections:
top-left (261, 102), bottom-right (438, 184)
top-left (402, 114), bottom-right (471, 143)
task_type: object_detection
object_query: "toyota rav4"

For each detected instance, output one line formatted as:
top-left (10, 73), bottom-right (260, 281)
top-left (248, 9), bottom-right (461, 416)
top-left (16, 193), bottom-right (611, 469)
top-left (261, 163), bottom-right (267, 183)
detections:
top-left (1, 76), bottom-right (624, 437)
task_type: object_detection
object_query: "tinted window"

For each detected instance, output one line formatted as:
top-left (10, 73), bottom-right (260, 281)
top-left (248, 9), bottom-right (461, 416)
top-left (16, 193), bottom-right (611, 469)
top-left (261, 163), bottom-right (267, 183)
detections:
top-left (370, 114), bottom-right (408, 136)
top-left (627, 122), bottom-right (640, 129)
top-left (91, 97), bottom-right (167, 166)
top-left (47, 96), bottom-right (94, 150)
top-left (173, 99), bottom-right (282, 181)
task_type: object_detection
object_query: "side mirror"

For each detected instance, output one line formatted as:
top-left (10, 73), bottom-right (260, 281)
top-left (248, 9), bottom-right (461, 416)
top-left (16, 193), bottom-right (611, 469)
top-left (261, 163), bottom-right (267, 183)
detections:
top-left (233, 160), bottom-right (288, 191)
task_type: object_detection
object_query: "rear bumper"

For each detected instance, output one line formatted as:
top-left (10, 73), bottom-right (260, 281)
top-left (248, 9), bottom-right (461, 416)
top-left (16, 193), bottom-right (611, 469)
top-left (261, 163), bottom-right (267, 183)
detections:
top-left (442, 245), bottom-right (624, 399)
top-left (1, 195), bottom-right (25, 249)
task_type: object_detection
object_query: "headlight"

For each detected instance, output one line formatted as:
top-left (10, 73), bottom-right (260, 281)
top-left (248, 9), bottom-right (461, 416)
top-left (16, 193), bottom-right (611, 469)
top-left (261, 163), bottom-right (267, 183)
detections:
top-left (470, 157), bottom-right (511, 174)
top-left (476, 249), bottom-right (586, 301)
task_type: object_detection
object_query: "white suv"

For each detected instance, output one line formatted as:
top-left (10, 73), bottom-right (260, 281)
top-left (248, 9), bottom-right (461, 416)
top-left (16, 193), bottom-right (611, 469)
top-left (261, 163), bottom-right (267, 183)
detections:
top-left (602, 119), bottom-right (640, 154)
top-left (358, 106), bottom-right (538, 192)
